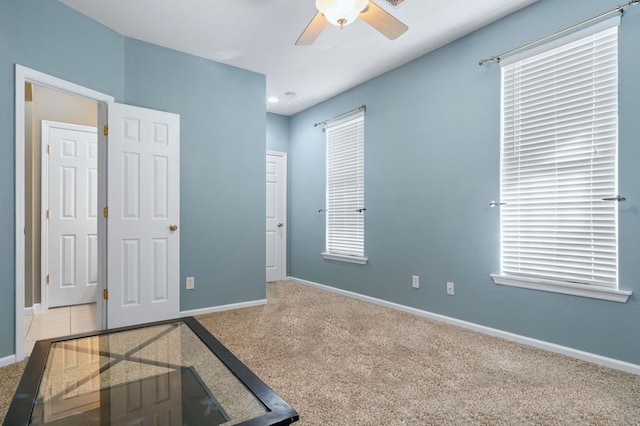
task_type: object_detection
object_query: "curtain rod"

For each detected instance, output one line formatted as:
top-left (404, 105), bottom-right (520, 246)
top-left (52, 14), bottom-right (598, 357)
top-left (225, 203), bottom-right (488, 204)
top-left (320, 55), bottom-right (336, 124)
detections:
top-left (478, 0), bottom-right (639, 66)
top-left (314, 104), bottom-right (366, 128)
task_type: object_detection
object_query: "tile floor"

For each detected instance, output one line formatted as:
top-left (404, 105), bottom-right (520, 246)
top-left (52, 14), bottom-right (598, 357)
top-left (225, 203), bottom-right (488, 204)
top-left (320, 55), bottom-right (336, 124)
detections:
top-left (24, 303), bottom-right (97, 356)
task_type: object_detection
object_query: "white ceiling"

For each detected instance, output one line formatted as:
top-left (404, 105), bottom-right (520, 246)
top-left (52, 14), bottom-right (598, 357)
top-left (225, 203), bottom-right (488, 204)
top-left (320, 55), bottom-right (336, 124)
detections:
top-left (58, 0), bottom-right (537, 116)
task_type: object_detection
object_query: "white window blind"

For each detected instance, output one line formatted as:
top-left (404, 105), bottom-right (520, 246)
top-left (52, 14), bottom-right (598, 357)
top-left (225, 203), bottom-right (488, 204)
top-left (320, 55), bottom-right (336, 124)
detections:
top-left (325, 112), bottom-right (365, 258)
top-left (499, 20), bottom-right (619, 289)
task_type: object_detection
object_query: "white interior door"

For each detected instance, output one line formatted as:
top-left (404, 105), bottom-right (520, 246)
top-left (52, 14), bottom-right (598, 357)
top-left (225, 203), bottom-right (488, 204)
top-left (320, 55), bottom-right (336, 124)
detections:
top-left (107, 102), bottom-right (180, 328)
top-left (44, 122), bottom-right (99, 308)
top-left (266, 152), bottom-right (286, 282)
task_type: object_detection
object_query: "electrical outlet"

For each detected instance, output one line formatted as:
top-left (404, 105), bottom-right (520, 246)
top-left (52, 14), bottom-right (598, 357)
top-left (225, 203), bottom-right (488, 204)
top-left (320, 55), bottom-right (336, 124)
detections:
top-left (186, 276), bottom-right (195, 290)
top-left (412, 275), bottom-right (419, 289)
top-left (447, 281), bottom-right (454, 295)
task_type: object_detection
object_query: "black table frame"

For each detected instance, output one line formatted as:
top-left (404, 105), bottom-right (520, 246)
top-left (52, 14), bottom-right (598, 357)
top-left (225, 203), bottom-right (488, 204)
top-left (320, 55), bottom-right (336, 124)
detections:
top-left (5, 316), bottom-right (299, 426)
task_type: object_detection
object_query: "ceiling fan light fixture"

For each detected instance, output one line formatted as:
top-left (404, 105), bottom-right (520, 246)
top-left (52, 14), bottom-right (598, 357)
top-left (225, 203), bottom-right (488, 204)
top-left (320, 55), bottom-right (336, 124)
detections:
top-left (316, 0), bottom-right (368, 27)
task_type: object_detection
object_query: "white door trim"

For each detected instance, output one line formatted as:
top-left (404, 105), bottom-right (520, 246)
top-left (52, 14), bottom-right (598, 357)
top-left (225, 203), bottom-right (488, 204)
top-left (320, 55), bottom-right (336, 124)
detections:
top-left (14, 65), bottom-right (114, 362)
top-left (266, 150), bottom-right (287, 281)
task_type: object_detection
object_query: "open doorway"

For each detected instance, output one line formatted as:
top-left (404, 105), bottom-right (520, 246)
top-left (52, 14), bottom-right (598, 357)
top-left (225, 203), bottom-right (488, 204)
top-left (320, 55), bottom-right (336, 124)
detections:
top-left (23, 84), bottom-right (99, 355)
top-left (15, 65), bottom-right (114, 362)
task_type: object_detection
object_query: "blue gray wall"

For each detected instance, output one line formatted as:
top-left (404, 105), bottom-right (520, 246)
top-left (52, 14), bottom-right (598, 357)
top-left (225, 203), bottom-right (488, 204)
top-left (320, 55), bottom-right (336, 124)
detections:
top-left (0, 0), bottom-right (266, 358)
top-left (266, 113), bottom-right (290, 153)
top-left (287, 0), bottom-right (640, 364)
top-left (123, 39), bottom-right (267, 312)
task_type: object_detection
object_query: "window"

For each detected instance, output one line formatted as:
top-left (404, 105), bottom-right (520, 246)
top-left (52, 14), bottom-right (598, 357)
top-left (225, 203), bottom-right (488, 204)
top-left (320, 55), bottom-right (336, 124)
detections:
top-left (322, 111), bottom-right (367, 264)
top-left (491, 17), bottom-right (630, 302)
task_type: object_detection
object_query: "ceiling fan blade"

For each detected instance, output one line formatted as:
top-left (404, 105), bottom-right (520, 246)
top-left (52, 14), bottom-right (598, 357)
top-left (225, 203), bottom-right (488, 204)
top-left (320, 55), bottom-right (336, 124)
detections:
top-left (296, 12), bottom-right (328, 46)
top-left (360, 0), bottom-right (408, 40)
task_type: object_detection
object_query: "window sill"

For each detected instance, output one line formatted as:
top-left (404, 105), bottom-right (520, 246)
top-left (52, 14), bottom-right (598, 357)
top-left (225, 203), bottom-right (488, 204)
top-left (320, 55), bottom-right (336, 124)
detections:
top-left (490, 274), bottom-right (631, 303)
top-left (321, 252), bottom-right (368, 265)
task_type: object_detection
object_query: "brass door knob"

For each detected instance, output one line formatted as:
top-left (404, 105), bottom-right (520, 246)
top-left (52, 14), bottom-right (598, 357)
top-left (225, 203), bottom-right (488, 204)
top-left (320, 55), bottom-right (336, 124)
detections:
top-left (169, 224), bottom-right (178, 231)
top-left (277, 222), bottom-right (284, 228)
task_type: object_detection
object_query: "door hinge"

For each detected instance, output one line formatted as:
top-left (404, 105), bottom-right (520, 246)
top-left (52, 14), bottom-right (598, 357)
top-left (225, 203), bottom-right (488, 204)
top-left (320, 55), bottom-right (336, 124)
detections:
top-left (103, 289), bottom-right (109, 300)
top-left (103, 206), bottom-right (108, 218)
top-left (103, 125), bottom-right (108, 136)
top-left (47, 144), bottom-right (51, 154)
top-left (46, 274), bottom-right (50, 284)
top-left (46, 209), bottom-right (51, 219)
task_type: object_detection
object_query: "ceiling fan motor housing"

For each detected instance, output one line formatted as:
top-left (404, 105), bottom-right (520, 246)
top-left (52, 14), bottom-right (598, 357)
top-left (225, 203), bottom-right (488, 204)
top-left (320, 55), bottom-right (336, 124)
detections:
top-left (296, 0), bottom-right (408, 46)
top-left (316, 0), bottom-right (368, 27)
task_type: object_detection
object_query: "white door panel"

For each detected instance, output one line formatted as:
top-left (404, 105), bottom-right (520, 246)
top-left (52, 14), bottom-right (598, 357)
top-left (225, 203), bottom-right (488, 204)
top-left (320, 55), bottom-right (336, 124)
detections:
top-left (107, 102), bottom-right (180, 328)
top-left (266, 153), bottom-right (286, 282)
top-left (44, 122), bottom-right (98, 308)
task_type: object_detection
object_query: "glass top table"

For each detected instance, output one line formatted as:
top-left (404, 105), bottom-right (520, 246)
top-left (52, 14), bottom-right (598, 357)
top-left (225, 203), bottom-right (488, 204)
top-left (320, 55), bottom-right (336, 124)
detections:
top-left (6, 317), bottom-right (299, 425)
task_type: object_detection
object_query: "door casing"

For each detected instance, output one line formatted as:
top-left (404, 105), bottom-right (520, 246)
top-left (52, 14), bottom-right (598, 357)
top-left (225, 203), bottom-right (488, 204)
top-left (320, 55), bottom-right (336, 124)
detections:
top-left (14, 65), bottom-right (113, 363)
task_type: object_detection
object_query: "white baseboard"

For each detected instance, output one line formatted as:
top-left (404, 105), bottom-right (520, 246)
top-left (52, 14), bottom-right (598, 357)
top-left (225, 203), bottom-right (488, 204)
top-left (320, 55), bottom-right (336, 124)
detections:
top-left (288, 276), bottom-right (640, 376)
top-left (0, 354), bottom-right (17, 368)
top-left (24, 303), bottom-right (42, 317)
top-left (180, 299), bottom-right (267, 317)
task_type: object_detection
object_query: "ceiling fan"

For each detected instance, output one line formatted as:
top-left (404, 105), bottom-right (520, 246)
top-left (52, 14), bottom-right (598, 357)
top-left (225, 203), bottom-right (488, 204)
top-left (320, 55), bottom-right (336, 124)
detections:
top-left (296, 0), bottom-right (408, 46)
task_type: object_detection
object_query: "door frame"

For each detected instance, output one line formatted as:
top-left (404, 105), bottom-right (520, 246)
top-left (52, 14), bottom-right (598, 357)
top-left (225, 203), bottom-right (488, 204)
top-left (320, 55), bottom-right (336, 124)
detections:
top-left (14, 65), bottom-right (114, 362)
top-left (40, 120), bottom-right (99, 311)
top-left (266, 150), bottom-right (287, 281)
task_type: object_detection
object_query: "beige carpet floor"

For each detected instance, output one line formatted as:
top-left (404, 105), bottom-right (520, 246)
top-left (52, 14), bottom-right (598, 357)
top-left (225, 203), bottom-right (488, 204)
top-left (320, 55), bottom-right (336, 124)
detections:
top-left (197, 281), bottom-right (640, 425)
top-left (2, 280), bottom-right (639, 424)
top-left (0, 360), bottom-right (26, 425)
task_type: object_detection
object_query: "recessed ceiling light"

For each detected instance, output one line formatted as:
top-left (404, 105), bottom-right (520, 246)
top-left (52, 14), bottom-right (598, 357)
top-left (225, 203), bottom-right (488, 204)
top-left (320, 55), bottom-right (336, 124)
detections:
top-left (267, 96), bottom-right (279, 104)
